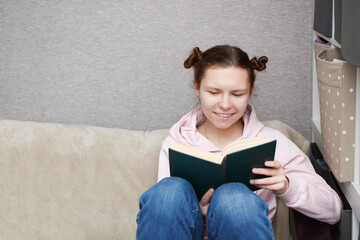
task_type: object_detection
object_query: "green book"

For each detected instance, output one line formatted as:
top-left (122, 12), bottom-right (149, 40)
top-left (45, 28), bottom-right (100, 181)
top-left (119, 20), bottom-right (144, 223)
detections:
top-left (169, 137), bottom-right (277, 200)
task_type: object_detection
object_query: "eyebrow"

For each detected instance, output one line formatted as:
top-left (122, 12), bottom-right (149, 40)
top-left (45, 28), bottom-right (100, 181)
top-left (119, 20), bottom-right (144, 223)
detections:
top-left (204, 86), bottom-right (249, 92)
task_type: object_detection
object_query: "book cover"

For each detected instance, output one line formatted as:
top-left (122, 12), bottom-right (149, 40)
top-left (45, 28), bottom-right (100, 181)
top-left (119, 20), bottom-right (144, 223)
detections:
top-left (169, 138), bottom-right (277, 200)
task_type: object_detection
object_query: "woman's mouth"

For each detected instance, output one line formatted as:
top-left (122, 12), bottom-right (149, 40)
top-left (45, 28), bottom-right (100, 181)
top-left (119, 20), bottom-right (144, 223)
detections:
top-left (215, 112), bottom-right (234, 118)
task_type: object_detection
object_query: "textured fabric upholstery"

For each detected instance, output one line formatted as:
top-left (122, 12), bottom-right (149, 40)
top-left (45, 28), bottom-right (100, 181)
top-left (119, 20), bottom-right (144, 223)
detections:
top-left (0, 120), bottom-right (308, 239)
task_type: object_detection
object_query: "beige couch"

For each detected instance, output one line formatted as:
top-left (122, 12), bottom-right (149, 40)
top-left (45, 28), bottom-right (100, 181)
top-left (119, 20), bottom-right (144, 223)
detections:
top-left (0, 119), bottom-right (309, 239)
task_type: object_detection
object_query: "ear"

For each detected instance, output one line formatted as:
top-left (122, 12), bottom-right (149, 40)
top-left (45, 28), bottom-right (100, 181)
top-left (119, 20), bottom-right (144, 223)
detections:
top-left (193, 80), bottom-right (200, 98)
top-left (250, 85), bottom-right (255, 95)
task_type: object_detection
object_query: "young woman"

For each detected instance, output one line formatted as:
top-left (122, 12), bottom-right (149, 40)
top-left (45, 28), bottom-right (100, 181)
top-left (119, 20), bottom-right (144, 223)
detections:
top-left (136, 45), bottom-right (342, 240)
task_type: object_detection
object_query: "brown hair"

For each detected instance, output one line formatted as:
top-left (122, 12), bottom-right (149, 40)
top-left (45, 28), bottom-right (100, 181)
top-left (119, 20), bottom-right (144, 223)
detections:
top-left (184, 45), bottom-right (268, 89)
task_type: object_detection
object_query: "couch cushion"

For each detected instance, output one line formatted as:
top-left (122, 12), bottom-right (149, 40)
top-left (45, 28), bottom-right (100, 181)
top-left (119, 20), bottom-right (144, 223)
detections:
top-left (0, 119), bottom-right (308, 239)
top-left (0, 120), bottom-right (168, 239)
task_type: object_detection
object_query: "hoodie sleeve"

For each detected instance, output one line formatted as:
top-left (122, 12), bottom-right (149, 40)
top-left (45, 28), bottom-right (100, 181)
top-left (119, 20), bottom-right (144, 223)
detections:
top-left (157, 136), bottom-right (174, 182)
top-left (271, 130), bottom-right (342, 224)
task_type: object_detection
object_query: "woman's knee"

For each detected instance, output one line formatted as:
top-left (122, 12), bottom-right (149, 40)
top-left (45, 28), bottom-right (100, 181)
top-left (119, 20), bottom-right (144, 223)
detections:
top-left (152, 177), bottom-right (193, 197)
top-left (208, 183), bottom-right (268, 221)
top-left (139, 177), bottom-right (196, 211)
top-left (137, 177), bottom-right (203, 239)
top-left (137, 177), bottom-right (201, 231)
top-left (206, 183), bottom-right (274, 239)
top-left (211, 183), bottom-right (256, 204)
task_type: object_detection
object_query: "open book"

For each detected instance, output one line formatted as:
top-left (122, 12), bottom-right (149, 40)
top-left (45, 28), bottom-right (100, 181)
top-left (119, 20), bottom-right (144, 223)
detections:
top-left (169, 137), bottom-right (277, 200)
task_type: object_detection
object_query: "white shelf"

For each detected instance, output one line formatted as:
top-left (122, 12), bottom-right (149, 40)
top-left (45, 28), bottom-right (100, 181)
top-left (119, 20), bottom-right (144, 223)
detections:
top-left (338, 69), bottom-right (360, 226)
top-left (311, 118), bottom-right (321, 149)
top-left (312, 33), bottom-right (360, 239)
top-left (315, 31), bottom-right (341, 49)
top-left (312, 0), bottom-right (360, 237)
top-left (334, 67), bottom-right (360, 223)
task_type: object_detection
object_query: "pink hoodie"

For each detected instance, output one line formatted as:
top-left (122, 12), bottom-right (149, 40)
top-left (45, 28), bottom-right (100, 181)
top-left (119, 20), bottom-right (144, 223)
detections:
top-left (157, 105), bottom-right (342, 224)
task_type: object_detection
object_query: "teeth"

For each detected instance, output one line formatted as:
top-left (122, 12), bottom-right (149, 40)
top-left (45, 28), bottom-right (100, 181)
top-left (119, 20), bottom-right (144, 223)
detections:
top-left (217, 113), bottom-right (232, 117)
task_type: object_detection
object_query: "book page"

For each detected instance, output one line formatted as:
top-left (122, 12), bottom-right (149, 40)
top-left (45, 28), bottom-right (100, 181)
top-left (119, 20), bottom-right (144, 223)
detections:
top-left (170, 142), bottom-right (223, 164)
top-left (222, 137), bottom-right (271, 156)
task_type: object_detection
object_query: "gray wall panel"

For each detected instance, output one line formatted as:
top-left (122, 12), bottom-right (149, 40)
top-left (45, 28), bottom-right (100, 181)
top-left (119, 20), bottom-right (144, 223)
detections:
top-left (0, 1), bottom-right (313, 140)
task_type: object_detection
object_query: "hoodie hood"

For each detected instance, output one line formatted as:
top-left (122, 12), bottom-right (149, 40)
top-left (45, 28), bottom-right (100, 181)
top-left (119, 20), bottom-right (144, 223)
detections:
top-left (241, 105), bottom-right (266, 139)
top-left (168, 105), bottom-right (265, 151)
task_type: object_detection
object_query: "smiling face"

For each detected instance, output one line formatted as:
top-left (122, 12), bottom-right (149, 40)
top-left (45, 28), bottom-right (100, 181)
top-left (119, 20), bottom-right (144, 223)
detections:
top-left (195, 66), bottom-right (253, 135)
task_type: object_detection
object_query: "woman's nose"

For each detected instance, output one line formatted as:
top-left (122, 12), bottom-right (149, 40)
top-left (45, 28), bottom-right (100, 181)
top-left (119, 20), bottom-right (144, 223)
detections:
top-left (219, 95), bottom-right (232, 109)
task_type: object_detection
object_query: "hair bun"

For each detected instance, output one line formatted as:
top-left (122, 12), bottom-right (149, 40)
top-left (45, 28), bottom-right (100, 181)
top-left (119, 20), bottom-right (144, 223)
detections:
top-left (250, 56), bottom-right (268, 71)
top-left (184, 47), bottom-right (202, 69)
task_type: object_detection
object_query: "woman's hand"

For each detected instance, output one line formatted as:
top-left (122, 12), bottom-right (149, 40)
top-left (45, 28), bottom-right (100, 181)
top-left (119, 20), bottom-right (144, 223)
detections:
top-left (250, 161), bottom-right (289, 195)
top-left (199, 188), bottom-right (215, 217)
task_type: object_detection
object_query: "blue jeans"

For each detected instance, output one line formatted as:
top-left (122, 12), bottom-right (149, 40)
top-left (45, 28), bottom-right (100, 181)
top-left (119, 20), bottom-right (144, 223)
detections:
top-left (136, 177), bottom-right (274, 240)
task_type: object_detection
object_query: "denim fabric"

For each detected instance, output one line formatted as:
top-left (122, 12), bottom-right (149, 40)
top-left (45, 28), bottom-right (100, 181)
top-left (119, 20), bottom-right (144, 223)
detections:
top-left (136, 177), bottom-right (274, 240)
top-left (206, 183), bottom-right (274, 240)
top-left (136, 177), bottom-right (203, 239)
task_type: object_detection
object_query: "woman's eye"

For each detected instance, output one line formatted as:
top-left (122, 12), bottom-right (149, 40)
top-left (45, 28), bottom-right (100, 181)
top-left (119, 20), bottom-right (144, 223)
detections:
top-left (233, 93), bottom-right (243, 97)
top-left (209, 91), bottom-right (218, 95)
